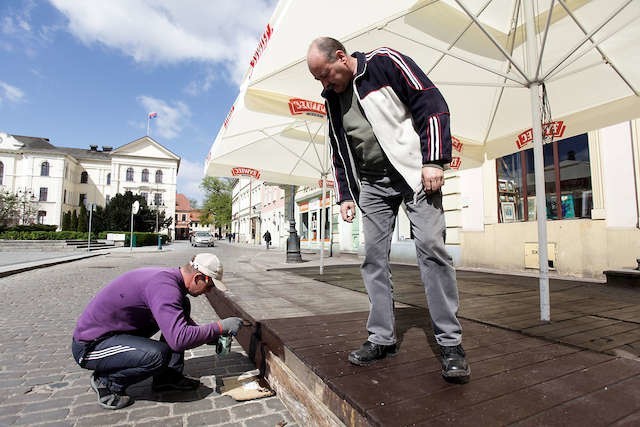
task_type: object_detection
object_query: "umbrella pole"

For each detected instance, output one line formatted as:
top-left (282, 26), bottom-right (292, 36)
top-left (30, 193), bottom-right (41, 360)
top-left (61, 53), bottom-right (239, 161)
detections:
top-left (525, 1), bottom-right (550, 322)
top-left (320, 175), bottom-right (326, 275)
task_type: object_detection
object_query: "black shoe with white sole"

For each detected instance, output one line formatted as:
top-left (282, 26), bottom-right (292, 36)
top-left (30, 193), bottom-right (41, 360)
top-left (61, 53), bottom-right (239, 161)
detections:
top-left (90, 374), bottom-right (133, 410)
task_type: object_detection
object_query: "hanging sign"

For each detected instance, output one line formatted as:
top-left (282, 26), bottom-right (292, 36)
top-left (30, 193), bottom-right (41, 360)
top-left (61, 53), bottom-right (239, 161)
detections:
top-left (231, 167), bottom-right (261, 180)
top-left (288, 98), bottom-right (326, 118)
top-left (451, 136), bottom-right (463, 153)
top-left (516, 121), bottom-right (566, 149)
top-left (317, 179), bottom-right (334, 188)
top-left (450, 157), bottom-right (462, 170)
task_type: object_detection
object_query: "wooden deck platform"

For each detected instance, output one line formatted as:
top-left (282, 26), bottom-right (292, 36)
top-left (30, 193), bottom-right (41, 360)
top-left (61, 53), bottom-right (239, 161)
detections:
top-left (207, 264), bottom-right (640, 426)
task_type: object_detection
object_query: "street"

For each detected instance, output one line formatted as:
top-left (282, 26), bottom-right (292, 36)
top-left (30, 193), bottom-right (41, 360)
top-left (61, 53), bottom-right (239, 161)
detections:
top-left (0, 241), bottom-right (297, 426)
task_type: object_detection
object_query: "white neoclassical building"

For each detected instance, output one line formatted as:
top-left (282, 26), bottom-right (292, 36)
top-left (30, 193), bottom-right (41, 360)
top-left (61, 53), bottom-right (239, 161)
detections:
top-left (0, 133), bottom-right (180, 238)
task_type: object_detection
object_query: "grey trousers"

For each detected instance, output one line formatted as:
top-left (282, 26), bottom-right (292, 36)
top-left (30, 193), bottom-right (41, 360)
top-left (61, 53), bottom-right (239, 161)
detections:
top-left (359, 174), bottom-right (462, 347)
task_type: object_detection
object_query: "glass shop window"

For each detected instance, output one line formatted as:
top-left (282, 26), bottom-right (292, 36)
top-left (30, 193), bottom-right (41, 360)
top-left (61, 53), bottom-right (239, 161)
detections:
top-left (496, 133), bottom-right (592, 222)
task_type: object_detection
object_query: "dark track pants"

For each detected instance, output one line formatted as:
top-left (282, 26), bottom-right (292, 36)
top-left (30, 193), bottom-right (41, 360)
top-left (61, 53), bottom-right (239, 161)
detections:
top-left (72, 334), bottom-right (184, 393)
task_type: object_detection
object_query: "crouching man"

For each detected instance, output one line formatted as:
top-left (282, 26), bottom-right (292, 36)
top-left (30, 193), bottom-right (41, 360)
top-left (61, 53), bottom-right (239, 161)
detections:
top-left (71, 253), bottom-right (243, 410)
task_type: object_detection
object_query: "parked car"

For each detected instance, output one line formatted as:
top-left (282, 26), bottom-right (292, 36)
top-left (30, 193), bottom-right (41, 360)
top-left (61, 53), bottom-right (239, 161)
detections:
top-left (191, 231), bottom-right (215, 247)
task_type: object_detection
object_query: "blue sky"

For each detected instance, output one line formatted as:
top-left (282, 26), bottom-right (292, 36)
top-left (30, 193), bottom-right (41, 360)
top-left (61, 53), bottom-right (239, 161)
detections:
top-left (0, 0), bottom-right (276, 205)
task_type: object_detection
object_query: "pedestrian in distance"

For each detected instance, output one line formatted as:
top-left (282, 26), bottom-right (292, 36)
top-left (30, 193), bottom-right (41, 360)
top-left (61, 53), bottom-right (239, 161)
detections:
top-left (71, 253), bottom-right (245, 409)
top-left (263, 230), bottom-right (272, 249)
top-left (306, 37), bottom-right (470, 383)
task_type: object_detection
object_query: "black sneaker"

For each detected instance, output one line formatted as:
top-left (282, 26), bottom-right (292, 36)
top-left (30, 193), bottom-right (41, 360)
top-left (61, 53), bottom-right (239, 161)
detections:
top-left (152, 374), bottom-right (201, 392)
top-left (440, 344), bottom-right (471, 383)
top-left (90, 374), bottom-right (133, 410)
top-left (348, 341), bottom-right (398, 366)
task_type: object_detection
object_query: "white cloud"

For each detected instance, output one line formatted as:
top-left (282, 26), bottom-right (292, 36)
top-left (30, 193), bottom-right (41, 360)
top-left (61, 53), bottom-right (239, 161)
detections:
top-left (0, 81), bottom-right (26, 104)
top-left (48, 0), bottom-right (275, 84)
top-left (137, 95), bottom-right (191, 140)
top-left (177, 157), bottom-right (206, 204)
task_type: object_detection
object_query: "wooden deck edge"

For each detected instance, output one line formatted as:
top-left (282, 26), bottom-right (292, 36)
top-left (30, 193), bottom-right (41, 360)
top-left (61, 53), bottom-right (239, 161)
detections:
top-left (264, 349), bottom-right (349, 427)
top-left (205, 288), bottom-right (371, 427)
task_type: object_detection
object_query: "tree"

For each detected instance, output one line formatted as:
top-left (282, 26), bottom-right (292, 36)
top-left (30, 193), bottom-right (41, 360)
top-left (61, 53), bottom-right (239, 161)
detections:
top-left (61, 211), bottom-right (71, 231)
top-left (103, 191), bottom-right (168, 233)
top-left (200, 177), bottom-right (232, 234)
top-left (189, 198), bottom-right (199, 209)
top-left (0, 190), bottom-right (19, 229)
top-left (71, 210), bottom-right (78, 231)
top-left (78, 203), bottom-right (88, 232)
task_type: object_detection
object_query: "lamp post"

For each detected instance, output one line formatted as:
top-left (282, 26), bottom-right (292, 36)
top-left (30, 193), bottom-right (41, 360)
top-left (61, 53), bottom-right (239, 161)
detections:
top-left (285, 184), bottom-right (303, 263)
top-left (17, 188), bottom-right (36, 225)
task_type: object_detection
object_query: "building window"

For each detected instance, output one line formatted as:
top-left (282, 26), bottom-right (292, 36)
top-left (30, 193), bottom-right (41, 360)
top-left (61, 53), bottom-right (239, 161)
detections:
top-left (37, 210), bottom-right (46, 224)
top-left (141, 192), bottom-right (148, 203)
top-left (41, 161), bottom-right (50, 176)
top-left (106, 195), bottom-right (111, 204)
top-left (155, 170), bottom-right (163, 184)
top-left (80, 171), bottom-right (88, 184)
top-left (126, 167), bottom-right (134, 182)
top-left (79, 193), bottom-right (86, 206)
top-left (182, 214), bottom-right (187, 221)
top-left (106, 173), bottom-right (111, 185)
top-left (39, 187), bottom-right (48, 202)
top-left (496, 133), bottom-right (592, 223)
top-left (154, 193), bottom-right (162, 206)
top-left (0, 161), bottom-right (3, 185)
top-left (141, 169), bottom-right (149, 182)
top-left (63, 189), bottom-right (67, 204)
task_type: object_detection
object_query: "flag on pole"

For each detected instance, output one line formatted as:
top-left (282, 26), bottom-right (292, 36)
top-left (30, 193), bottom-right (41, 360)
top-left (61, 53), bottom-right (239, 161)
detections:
top-left (147, 112), bottom-right (158, 135)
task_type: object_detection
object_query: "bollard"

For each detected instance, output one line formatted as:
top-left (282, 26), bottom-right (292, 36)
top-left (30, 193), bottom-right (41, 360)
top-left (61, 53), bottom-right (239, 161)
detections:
top-left (157, 235), bottom-right (163, 250)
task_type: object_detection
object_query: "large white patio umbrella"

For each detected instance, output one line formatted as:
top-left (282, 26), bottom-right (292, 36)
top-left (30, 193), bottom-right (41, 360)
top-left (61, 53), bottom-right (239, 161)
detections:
top-left (244, 0), bottom-right (640, 321)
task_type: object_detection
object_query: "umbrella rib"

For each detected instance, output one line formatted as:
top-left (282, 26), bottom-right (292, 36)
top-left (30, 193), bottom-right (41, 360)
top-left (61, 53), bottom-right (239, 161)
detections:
top-left (304, 121), bottom-right (329, 174)
top-left (382, 28), bottom-right (527, 87)
top-left (482, 0), bottom-right (522, 144)
top-left (426, 0), bottom-right (494, 76)
top-left (535, 0), bottom-right (556, 81)
top-left (543, 0), bottom-right (638, 95)
top-left (258, 130), bottom-right (323, 176)
top-left (452, 0), bottom-right (530, 82)
top-left (546, 13), bottom-right (640, 82)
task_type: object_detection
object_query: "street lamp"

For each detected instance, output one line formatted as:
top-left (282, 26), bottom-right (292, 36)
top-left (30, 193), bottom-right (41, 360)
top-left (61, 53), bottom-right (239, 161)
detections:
top-left (17, 188), bottom-right (36, 225)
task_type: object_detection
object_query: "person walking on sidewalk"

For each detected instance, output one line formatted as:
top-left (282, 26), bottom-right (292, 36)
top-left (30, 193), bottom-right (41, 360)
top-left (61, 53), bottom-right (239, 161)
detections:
top-left (71, 253), bottom-right (244, 409)
top-left (307, 37), bottom-right (470, 383)
top-left (263, 230), bottom-right (272, 249)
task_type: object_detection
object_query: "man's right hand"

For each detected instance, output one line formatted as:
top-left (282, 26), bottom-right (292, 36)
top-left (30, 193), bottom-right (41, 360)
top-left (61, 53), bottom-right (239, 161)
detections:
top-left (340, 201), bottom-right (356, 223)
top-left (220, 317), bottom-right (243, 336)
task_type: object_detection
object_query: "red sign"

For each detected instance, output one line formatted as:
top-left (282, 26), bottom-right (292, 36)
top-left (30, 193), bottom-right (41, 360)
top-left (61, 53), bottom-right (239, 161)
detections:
top-left (231, 167), bottom-right (261, 180)
top-left (451, 136), bottom-right (463, 153)
top-left (288, 98), bottom-right (326, 117)
top-left (223, 105), bottom-right (235, 128)
top-left (249, 23), bottom-right (273, 69)
top-left (318, 179), bottom-right (334, 188)
top-left (450, 157), bottom-right (461, 170)
top-left (516, 121), bottom-right (566, 149)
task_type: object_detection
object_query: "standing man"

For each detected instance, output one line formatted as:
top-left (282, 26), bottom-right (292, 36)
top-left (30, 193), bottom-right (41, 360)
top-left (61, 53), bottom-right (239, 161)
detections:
top-left (307, 37), bottom-right (469, 383)
top-left (72, 253), bottom-right (244, 409)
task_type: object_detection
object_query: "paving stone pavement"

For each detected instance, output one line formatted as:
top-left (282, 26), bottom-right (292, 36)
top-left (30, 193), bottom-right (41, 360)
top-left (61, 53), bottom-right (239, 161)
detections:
top-left (0, 242), bottom-right (298, 427)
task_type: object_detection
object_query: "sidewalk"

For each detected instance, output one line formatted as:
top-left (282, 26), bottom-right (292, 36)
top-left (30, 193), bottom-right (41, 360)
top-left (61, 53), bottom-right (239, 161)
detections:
top-left (206, 242), bottom-right (640, 426)
top-left (2, 242), bottom-right (639, 425)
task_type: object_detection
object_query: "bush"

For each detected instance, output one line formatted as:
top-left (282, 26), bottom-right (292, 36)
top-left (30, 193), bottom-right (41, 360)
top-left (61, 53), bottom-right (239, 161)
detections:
top-left (0, 230), bottom-right (86, 240)
top-left (124, 232), bottom-right (170, 247)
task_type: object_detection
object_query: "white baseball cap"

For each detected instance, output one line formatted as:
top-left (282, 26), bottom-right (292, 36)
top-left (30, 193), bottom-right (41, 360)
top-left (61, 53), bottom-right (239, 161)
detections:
top-left (190, 253), bottom-right (228, 291)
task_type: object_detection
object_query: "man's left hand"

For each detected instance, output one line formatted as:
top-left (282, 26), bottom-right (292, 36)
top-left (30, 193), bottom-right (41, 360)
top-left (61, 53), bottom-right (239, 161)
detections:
top-left (422, 166), bottom-right (445, 194)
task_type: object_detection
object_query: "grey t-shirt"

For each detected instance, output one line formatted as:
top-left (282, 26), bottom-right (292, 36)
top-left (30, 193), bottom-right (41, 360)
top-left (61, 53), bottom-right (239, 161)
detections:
top-left (338, 83), bottom-right (390, 178)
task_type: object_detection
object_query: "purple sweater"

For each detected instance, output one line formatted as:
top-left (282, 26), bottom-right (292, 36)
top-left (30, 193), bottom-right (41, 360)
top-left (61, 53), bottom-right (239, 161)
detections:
top-left (73, 267), bottom-right (222, 352)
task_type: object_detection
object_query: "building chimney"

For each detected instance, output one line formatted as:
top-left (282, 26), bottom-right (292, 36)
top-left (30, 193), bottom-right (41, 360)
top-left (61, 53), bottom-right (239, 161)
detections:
top-left (89, 145), bottom-right (98, 151)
